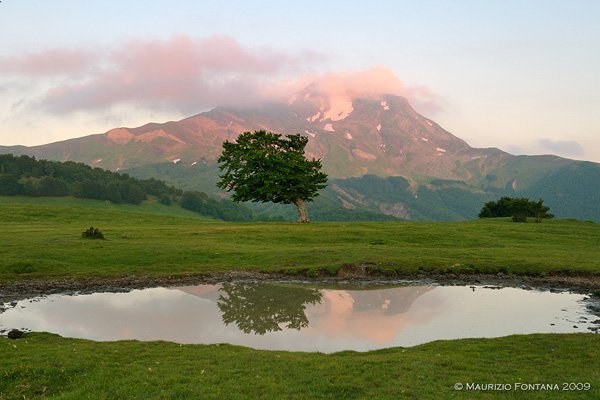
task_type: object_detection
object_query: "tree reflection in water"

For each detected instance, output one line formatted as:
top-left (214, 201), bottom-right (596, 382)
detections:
top-left (217, 283), bottom-right (323, 335)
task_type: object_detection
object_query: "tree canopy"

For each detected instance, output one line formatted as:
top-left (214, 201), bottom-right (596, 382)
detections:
top-left (217, 130), bottom-right (328, 223)
top-left (479, 196), bottom-right (553, 222)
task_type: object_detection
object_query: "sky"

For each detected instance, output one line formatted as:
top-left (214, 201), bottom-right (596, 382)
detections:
top-left (1, 0), bottom-right (599, 162)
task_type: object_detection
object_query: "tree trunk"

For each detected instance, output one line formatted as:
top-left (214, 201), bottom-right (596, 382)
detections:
top-left (292, 198), bottom-right (309, 223)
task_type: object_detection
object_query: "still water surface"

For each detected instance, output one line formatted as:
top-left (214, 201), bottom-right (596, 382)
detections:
top-left (1, 283), bottom-right (598, 353)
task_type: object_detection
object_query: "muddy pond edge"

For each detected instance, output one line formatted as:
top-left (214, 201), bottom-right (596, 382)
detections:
top-left (2, 265), bottom-right (600, 307)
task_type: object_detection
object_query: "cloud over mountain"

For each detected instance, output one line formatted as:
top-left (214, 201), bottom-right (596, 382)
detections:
top-left (1, 35), bottom-right (440, 116)
top-left (33, 35), bottom-right (323, 114)
top-left (537, 138), bottom-right (584, 157)
top-left (0, 49), bottom-right (95, 76)
top-left (295, 67), bottom-right (442, 115)
top-left (507, 138), bottom-right (586, 159)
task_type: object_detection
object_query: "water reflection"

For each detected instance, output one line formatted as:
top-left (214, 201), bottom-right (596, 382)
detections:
top-left (1, 283), bottom-right (598, 353)
top-left (216, 283), bottom-right (322, 334)
top-left (308, 286), bottom-right (436, 344)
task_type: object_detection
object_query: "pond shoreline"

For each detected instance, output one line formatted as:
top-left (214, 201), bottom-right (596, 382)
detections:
top-left (2, 267), bottom-right (600, 307)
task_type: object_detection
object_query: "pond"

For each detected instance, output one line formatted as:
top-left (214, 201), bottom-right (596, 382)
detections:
top-left (1, 282), bottom-right (599, 353)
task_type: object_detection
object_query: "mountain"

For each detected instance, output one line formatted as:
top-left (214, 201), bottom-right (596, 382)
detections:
top-left (2, 91), bottom-right (599, 221)
top-left (1, 94), bottom-right (505, 178)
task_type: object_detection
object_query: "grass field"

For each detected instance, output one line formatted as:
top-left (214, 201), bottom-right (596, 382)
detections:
top-left (1, 333), bottom-right (599, 399)
top-left (1, 196), bottom-right (599, 283)
top-left (2, 196), bottom-right (599, 399)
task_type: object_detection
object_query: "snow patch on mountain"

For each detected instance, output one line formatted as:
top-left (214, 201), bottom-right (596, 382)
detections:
top-left (324, 123), bottom-right (335, 132)
top-left (323, 96), bottom-right (353, 121)
top-left (307, 112), bottom-right (321, 122)
top-left (352, 149), bottom-right (377, 160)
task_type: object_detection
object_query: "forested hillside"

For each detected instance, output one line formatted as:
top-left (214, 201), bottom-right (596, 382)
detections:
top-left (0, 154), bottom-right (179, 204)
top-left (0, 155), bottom-right (254, 221)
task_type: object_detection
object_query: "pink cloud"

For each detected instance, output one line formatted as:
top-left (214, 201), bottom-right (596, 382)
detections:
top-left (298, 67), bottom-right (442, 114)
top-left (0, 49), bottom-right (95, 76)
top-left (9, 36), bottom-right (439, 116)
top-left (35, 35), bottom-right (319, 114)
top-left (261, 66), bottom-right (442, 116)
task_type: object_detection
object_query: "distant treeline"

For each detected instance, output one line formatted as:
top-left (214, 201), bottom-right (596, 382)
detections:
top-left (0, 154), bottom-right (264, 222)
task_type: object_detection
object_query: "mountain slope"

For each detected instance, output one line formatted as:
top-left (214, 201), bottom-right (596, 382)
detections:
top-left (0, 94), bottom-right (510, 179)
top-left (2, 92), bottom-right (598, 221)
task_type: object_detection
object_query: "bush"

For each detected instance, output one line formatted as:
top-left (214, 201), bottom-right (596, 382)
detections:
top-left (512, 214), bottom-right (528, 223)
top-left (82, 227), bottom-right (105, 239)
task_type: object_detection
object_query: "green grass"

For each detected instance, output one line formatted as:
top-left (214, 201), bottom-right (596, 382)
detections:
top-left (2, 197), bottom-right (600, 399)
top-left (1, 196), bottom-right (600, 283)
top-left (0, 196), bottom-right (211, 220)
top-left (0, 333), bottom-right (597, 399)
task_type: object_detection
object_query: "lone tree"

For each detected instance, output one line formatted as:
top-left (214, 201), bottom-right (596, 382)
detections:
top-left (217, 130), bottom-right (328, 223)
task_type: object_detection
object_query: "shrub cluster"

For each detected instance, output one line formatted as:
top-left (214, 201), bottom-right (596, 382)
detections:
top-left (479, 197), bottom-right (553, 223)
top-left (82, 227), bottom-right (105, 239)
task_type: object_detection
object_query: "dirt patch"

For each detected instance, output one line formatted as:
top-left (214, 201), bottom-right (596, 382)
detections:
top-left (1, 268), bottom-right (600, 308)
top-left (336, 263), bottom-right (371, 278)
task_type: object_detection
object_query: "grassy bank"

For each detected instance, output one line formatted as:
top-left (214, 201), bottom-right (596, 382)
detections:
top-left (1, 333), bottom-right (598, 399)
top-left (1, 196), bottom-right (600, 283)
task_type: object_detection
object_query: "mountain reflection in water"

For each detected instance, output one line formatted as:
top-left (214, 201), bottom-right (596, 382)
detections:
top-left (177, 283), bottom-right (433, 338)
top-left (1, 283), bottom-right (597, 353)
top-left (308, 286), bottom-right (436, 344)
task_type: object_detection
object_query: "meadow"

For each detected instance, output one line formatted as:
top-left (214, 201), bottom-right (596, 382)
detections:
top-left (1, 333), bottom-right (599, 399)
top-left (1, 196), bottom-right (599, 283)
top-left (1, 196), bottom-right (599, 399)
